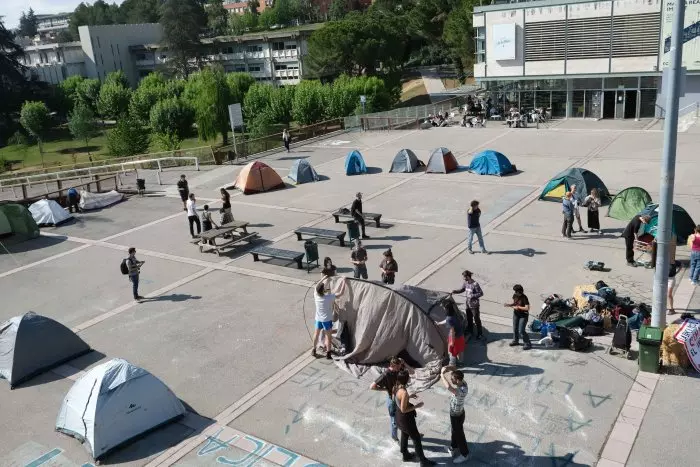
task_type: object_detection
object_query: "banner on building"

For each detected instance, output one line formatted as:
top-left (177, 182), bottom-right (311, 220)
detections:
top-left (661, 0), bottom-right (700, 71)
top-left (492, 23), bottom-right (517, 61)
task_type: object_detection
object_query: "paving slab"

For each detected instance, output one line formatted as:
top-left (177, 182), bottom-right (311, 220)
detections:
top-left (0, 234), bottom-right (78, 274)
top-left (596, 131), bottom-right (699, 162)
top-left (581, 158), bottom-right (699, 194)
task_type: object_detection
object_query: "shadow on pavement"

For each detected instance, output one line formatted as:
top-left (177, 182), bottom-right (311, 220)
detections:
top-left (419, 440), bottom-right (589, 466)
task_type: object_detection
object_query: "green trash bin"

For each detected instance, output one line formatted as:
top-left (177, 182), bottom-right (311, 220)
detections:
top-left (346, 221), bottom-right (360, 243)
top-left (304, 240), bottom-right (319, 272)
top-left (637, 325), bottom-right (663, 374)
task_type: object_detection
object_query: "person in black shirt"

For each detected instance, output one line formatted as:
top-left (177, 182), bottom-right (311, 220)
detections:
top-left (665, 260), bottom-right (681, 314)
top-left (370, 357), bottom-right (414, 442)
top-left (351, 192), bottom-right (370, 239)
top-left (351, 239), bottom-right (368, 279)
top-left (622, 215), bottom-right (650, 266)
top-left (504, 284), bottom-right (531, 350)
top-left (177, 175), bottom-right (189, 211)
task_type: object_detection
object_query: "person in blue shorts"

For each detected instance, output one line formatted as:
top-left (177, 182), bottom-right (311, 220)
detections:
top-left (312, 278), bottom-right (345, 359)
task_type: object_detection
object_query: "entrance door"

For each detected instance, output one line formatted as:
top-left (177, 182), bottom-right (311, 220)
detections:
top-left (603, 92), bottom-right (616, 118)
top-left (624, 90), bottom-right (638, 119)
top-left (615, 91), bottom-right (625, 119)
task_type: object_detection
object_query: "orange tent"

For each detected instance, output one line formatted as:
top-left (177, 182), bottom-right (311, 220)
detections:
top-left (233, 161), bottom-right (286, 194)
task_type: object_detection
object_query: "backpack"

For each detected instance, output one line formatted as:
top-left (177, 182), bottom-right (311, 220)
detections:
top-left (120, 258), bottom-right (129, 275)
top-left (595, 280), bottom-right (608, 290)
top-left (570, 330), bottom-right (593, 351)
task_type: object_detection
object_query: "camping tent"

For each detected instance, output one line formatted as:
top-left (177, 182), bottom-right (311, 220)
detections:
top-left (639, 203), bottom-right (696, 243)
top-left (607, 187), bottom-right (652, 221)
top-left (324, 277), bottom-right (450, 391)
top-left (0, 203), bottom-right (40, 239)
top-left (345, 150), bottom-right (367, 175)
top-left (56, 358), bottom-right (185, 460)
top-left (469, 150), bottom-right (515, 176)
top-left (389, 149), bottom-right (420, 173)
top-left (0, 312), bottom-right (90, 388)
top-left (288, 159), bottom-right (320, 184)
top-left (233, 161), bottom-right (286, 194)
top-left (79, 190), bottom-right (123, 210)
top-left (29, 199), bottom-right (73, 226)
top-left (426, 147), bottom-right (458, 173)
top-left (539, 168), bottom-right (609, 202)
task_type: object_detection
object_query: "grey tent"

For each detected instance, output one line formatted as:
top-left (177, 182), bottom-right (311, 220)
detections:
top-left (389, 149), bottom-right (421, 173)
top-left (425, 147), bottom-right (458, 173)
top-left (322, 277), bottom-right (450, 392)
top-left (288, 159), bottom-right (320, 184)
top-left (56, 358), bottom-right (185, 460)
top-left (0, 312), bottom-right (90, 388)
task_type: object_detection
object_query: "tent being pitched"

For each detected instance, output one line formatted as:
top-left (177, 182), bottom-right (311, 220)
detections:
top-left (0, 312), bottom-right (90, 388)
top-left (29, 199), bottom-right (73, 226)
top-left (233, 161), bottom-right (286, 194)
top-left (607, 187), bottom-right (652, 221)
top-left (639, 203), bottom-right (696, 243)
top-left (0, 203), bottom-right (39, 239)
top-left (56, 358), bottom-right (185, 460)
top-left (288, 159), bottom-right (320, 184)
top-left (539, 168), bottom-right (609, 202)
top-left (345, 150), bottom-right (367, 175)
top-left (426, 147), bottom-right (458, 173)
top-left (79, 190), bottom-right (123, 210)
top-left (324, 278), bottom-right (450, 392)
top-left (469, 150), bottom-right (515, 176)
top-left (389, 149), bottom-right (420, 173)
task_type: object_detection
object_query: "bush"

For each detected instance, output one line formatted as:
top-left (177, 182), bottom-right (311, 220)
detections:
top-left (107, 117), bottom-right (150, 157)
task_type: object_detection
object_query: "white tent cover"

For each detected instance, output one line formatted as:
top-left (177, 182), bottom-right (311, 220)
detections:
top-left (79, 190), bottom-right (123, 210)
top-left (28, 199), bottom-right (73, 226)
top-left (56, 358), bottom-right (185, 460)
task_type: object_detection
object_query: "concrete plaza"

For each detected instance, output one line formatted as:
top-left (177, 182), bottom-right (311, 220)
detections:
top-left (1, 119), bottom-right (699, 467)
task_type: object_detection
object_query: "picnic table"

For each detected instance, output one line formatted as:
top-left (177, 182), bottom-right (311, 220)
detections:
top-left (196, 220), bottom-right (258, 255)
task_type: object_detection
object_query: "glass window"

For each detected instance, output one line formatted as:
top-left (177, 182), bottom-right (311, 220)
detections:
top-left (640, 76), bottom-right (659, 89)
top-left (573, 78), bottom-right (602, 90)
top-left (604, 77), bottom-right (638, 89)
top-left (572, 91), bottom-right (585, 117)
top-left (272, 42), bottom-right (284, 51)
top-left (274, 64), bottom-right (287, 70)
top-left (585, 91), bottom-right (602, 119)
top-left (639, 89), bottom-right (657, 117)
top-left (248, 65), bottom-right (261, 72)
top-left (285, 43), bottom-right (297, 50)
top-left (246, 45), bottom-right (262, 53)
top-left (520, 91), bottom-right (534, 110)
top-left (551, 91), bottom-right (567, 118)
top-left (534, 91), bottom-right (551, 109)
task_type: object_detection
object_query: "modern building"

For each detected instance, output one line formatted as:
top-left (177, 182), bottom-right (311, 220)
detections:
top-left (223, 0), bottom-right (273, 15)
top-left (473, 0), bottom-right (700, 119)
top-left (35, 12), bottom-right (71, 40)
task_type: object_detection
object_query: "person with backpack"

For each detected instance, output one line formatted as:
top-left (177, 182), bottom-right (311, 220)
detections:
top-left (504, 284), bottom-right (531, 350)
top-left (452, 270), bottom-right (484, 340)
top-left (435, 306), bottom-right (465, 366)
top-left (177, 175), bottom-right (189, 211)
top-left (121, 247), bottom-right (145, 301)
top-left (441, 367), bottom-right (470, 464)
top-left (67, 187), bottom-right (81, 213)
top-left (379, 249), bottom-right (398, 284)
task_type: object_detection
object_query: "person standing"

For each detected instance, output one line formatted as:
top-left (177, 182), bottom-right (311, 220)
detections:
top-left (441, 367), bottom-right (470, 464)
top-left (380, 249), bottom-right (398, 285)
top-left (467, 200), bottom-right (488, 254)
top-left (622, 215), bottom-right (650, 267)
top-left (282, 129), bottom-right (292, 152)
top-left (504, 284), bottom-right (531, 350)
top-left (452, 270), bottom-right (484, 339)
top-left (562, 192), bottom-right (574, 239)
top-left (126, 247), bottom-right (145, 301)
top-left (186, 193), bottom-right (201, 238)
top-left (436, 307), bottom-right (466, 366)
top-left (370, 357), bottom-right (414, 442)
top-left (201, 205), bottom-right (218, 232)
top-left (351, 239), bottom-right (368, 279)
top-left (220, 188), bottom-right (233, 225)
top-left (689, 225), bottom-right (700, 285)
top-left (177, 175), bottom-right (189, 211)
top-left (584, 188), bottom-right (602, 234)
top-left (351, 192), bottom-right (370, 239)
top-left (665, 261), bottom-right (681, 314)
top-left (322, 257), bottom-right (337, 277)
top-left (393, 371), bottom-right (436, 466)
top-left (312, 279), bottom-right (345, 358)
top-left (67, 187), bottom-right (81, 213)
top-left (570, 185), bottom-right (586, 233)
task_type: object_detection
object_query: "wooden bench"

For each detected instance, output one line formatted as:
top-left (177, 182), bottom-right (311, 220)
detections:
top-left (294, 227), bottom-right (347, 247)
top-left (332, 211), bottom-right (382, 228)
top-left (250, 246), bottom-right (309, 271)
top-left (199, 231), bottom-right (259, 256)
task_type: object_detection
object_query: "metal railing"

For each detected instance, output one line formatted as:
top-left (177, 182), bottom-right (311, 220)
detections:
top-left (344, 96), bottom-right (465, 130)
top-left (655, 101), bottom-right (699, 119)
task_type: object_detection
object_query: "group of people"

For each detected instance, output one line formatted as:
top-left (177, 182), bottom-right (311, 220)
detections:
top-left (178, 175), bottom-right (234, 239)
top-left (561, 185), bottom-right (603, 238)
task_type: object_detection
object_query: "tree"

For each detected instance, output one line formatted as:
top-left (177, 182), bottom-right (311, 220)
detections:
top-left (129, 72), bottom-right (169, 123)
top-left (104, 70), bottom-right (130, 89)
top-left (241, 11), bottom-right (258, 30)
top-left (107, 117), bottom-right (150, 156)
top-left (120, 0), bottom-right (161, 23)
top-left (207, 0), bottom-right (229, 36)
top-left (0, 20), bottom-right (28, 126)
top-left (228, 13), bottom-right (246, 35)
top-left (149, 97), bottom-right (194, 138)
top-left (226, 72), bottom-right (255, 104)
top-left (242, 83), bottom-right (272, 121)
top-left (68, 104), bottom-right (99, 154)
top-left (59, 75), bottom-right (85, 109)
top-left (76, 78), bottom-right (102, 114)
top-left (269, 86), bottom-right (295, 125)
top-left (7, 131), bottom-right (29, 168)
top-left (160, 0), bottom-right (207, 77)
top-left (248, 0), bottom-right (260, 15)
top-left (183, 67), bottom-right (232, 144)
top-left (258, 8), bottom-right (279, 29)
top-left (292, 80), bottom-right (325, 125)
top-left (19, 8), bottom-right (38, 37)
top-left (20, 101), bottom-right (51, 167)
top-left (442, 1), bottom-right (474, 73)
top-left (69, 0), bottom-right (123, 37)
top-left (97, 82), bottom-right (132, 119)
top-left (328, 0), bottom-right (348, 20)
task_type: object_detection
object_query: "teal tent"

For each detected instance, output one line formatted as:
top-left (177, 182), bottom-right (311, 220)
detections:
top-left (540, 168), bottom-right (609, 202)
top-left (639, 203), bottom-right (696, 243)
top-left (345, 150), bottom-right (367, 175)
top-left (469, 150), bottom-right (515, 176)
top-left (607, 187), bottom-right (652, 220)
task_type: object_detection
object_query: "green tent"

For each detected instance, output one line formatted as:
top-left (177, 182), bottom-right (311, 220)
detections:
top-left (0, 203), bottom-right (40, 239)
top-left (607, 187), bottom-right (652, 221)
top-left (539, 168), bottom-right (609, 203)
top-left (639, 203), bottom-right (696, 244)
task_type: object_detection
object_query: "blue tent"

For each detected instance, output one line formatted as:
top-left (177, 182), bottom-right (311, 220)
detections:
top-left (469, 150), bottom-right (515, 176)
top-left (345, 150), bottom-right (367, 175)
top-left (288, 159), bottom-right (319, 184)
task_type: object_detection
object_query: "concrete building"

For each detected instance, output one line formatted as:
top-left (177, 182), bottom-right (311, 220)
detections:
top-left (223, 0), bottom-right (273, 15)
top-left (473, 0), bottom-right (700, 119)
top-left (35, 12), bottom-right (71, 40)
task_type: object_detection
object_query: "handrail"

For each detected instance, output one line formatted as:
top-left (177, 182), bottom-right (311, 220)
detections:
top-left (678, 101), bottom-right (699, 117)
top-left (0, 156), bottom-right (199, 189)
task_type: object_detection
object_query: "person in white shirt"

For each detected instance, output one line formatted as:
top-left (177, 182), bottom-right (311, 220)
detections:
top-left (186, 193), bottom-right (201, 238)
top-left (441, 368), bottom-right (470, 464)
top-left (312, 278), bottom-right (346, 359)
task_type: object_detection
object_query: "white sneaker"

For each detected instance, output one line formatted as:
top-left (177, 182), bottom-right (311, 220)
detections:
top-left (454, 454), bottom-right (470, 463)
top-left (445, 447), bottom-right (456, 457)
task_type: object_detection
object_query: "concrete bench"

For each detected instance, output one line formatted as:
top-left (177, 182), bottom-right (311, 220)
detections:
top-left (332, 211), bottom-right (382, 228)
top-left (250, 246), bottom-right (306, 270)
top-left (294, 227), bottom-right (347, 247)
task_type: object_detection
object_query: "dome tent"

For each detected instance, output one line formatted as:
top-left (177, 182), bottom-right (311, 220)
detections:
top-left (469, 150), bottom-right (515, 176)
top-left (639, 203), bottom-right (696, 244)
top-left (288, 159), bottom-right (320, 184)
top-left (607, 187), bottom-right (652, 221)
top-left (539, 168), bottom-right (609, 202)
top-left (0, 312), bottom-right (90, 389)
top-left (56, 358), bottom-right (185, 460)
top-left (0, 203), bottom-right (39, 239)
top-left (29, 199), bottom-right (73, 226)
top-left (425, 147), bottom-right (458, 173)
top-left (345, 150), bottom-right (367, 175)
top-left (389, 149), bottom-right (421, 173)
top-left (233, 161), bottom-right (286, 194)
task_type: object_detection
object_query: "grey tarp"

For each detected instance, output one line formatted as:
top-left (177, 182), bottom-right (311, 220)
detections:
top-left (0, 312), bottom-right (91, 388)
top-left (325, 278), bottom-right (450, 392)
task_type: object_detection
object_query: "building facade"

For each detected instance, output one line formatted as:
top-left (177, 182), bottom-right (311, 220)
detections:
top-left (35, 13), bottom-right (71, 41)
top-left (473, 0), bottom-right (700, 119)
